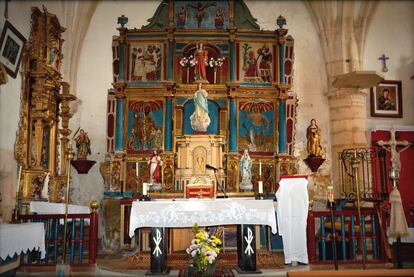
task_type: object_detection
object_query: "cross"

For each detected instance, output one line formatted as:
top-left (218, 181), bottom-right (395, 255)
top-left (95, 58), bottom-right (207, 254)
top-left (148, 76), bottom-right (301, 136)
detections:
top-left (378, 54), bottom-right (389, 73)
top-left (377, 128), bottom-right (412, 184)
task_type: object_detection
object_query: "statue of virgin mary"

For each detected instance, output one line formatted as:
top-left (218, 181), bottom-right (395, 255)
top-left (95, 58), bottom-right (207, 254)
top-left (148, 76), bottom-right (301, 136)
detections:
top-left (190, 83), bottom-right (210, 132)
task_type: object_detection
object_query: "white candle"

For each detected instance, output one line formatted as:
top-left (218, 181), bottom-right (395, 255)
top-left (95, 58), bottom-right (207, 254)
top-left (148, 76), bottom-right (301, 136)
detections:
top-left (259, 161), bottom-right (262, 176)
top-left (258, 181), bottom-right (263, 194)
top-left (143, 183), bottom-right (147, 196)
top-left (16, 165), bottom-right (22, 196)
top-left (136, 162), bottom-right (139, 177)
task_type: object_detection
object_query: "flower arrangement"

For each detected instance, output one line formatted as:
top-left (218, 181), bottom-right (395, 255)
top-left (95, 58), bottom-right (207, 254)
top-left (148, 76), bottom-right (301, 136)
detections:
top-left (180, 55), bottom-right (197, 67)
top-left (208, 57), bottom-right (225, 68)
top-left (186, 223), bottom-right (222, 276)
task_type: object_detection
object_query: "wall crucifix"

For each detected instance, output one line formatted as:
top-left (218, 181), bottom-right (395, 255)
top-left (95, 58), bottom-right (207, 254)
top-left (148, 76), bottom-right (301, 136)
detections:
top-left (378, 54), bottom-right (389, 72)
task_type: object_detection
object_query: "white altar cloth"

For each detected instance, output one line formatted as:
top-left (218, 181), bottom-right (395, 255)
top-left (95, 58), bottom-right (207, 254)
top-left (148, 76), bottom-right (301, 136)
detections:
top-left (29, 202), bottom-right (90, 224)
top-left (0, 223), bottom-right (46, 260)
top-left (30, 202), bottom-right (90, 214)
top-left (129, 198), bottom-right (277, 238)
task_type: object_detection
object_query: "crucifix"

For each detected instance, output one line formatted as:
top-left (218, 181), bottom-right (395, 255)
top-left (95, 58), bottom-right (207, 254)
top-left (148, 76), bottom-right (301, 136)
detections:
top-left (378, 54), bottom-right (389, 72)
top-left (377, 128), bottom-right (412, 184)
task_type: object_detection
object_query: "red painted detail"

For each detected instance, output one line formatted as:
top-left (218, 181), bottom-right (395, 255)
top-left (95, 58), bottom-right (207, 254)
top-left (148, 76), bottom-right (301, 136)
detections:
top-left (285, 60), bottom-right (292, 76)
top-left (108, 114), bottom-right (114, 137)
top-left (286, 118), bottom-right (293, 143)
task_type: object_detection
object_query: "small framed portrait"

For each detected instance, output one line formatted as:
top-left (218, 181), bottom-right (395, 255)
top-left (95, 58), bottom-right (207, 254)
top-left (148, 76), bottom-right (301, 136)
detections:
top-left (0, 20), bottom-right (26, 78)
top-left (370, 80), bottom-right (402, 118)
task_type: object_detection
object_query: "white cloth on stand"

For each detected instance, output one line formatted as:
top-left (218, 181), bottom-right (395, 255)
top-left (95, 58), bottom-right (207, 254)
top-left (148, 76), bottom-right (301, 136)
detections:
top-left (0, 223), bottom-right (46, 260)
top-left (129, 198), bottom-right (277, 238)
top-left (276, 177), bottom-right (309, 264)
top-left (29, 202), bottom-right (90, 224)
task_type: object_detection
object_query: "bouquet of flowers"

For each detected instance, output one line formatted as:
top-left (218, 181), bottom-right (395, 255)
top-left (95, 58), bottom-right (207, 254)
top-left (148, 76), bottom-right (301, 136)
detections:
top-left (208, 57), bottom-right (225, 68)
top-left (180, 55), bottom-right (197, 67)
top-left (186, 223), bottom-right (222, 276)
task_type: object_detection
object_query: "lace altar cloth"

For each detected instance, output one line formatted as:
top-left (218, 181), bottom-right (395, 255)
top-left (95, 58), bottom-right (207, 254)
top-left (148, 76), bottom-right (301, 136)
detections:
top-left (29, 202), bottom-right (90, 224)
top-left (129, 198), bottom-right (277, 238)
top-left (0, 223), bottom-right (46, 260)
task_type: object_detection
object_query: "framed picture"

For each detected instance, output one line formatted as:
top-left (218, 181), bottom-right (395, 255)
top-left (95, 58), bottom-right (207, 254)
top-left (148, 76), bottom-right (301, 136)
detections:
top-left (370, 80), bottom-right (402, 118)
top-left (0, 20), bottom-right (26, 78)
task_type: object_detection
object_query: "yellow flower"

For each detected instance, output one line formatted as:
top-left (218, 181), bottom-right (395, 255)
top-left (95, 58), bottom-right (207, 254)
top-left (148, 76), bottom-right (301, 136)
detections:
top-left (195, 239), bottom-right (200, 244)
top-left (205, 245), bottom-right (213, 251)
top-left (214, 247), bottom-right (220, 254)
top-left (213, 238), bottom-right (222, 245)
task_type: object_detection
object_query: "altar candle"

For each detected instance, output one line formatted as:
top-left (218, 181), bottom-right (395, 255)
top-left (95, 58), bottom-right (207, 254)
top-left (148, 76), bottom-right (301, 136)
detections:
top-left (143, 183), bottom-right (147, 196)
top-left (258, 181), bottom-right (263, 194)
top-left (136, 162), bottom-right (139, 177)
top-left (327, 185), bottom-right (334, 202)
top-left (16, 165), bottom-right (22, 196)
top-left (259, 161), bottom-right (262, 176)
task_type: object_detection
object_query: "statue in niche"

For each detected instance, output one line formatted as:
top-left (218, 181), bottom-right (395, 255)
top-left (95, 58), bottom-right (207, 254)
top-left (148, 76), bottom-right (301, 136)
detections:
top-left (215, 7), bottom-right (225, 29)
top-left (190, 83), bottom-right (210, 132)
top-left (192, 41), bottom-right (209, 83)
top-left (239, 149), bottom-right (253, 191)
top-left (147, 150), bottom-right (162, 191)
top-left (306, 119), bottom-right (322, 156)
top-left (75, 129), bottom-right (91, 160)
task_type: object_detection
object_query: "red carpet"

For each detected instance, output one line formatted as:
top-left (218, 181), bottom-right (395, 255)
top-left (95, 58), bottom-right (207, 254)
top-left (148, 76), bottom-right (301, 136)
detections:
top-left (178, 267), bottom-right (235, 277)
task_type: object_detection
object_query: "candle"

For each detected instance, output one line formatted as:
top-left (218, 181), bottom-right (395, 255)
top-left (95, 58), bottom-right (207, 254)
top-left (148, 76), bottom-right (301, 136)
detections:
top-left (136, 162), bottom-right (139, 177)
top-left (327, 185), bottom-right (334, 202)
top-left (16, 165), bottom-right (22, 196)
top-left (258, 181), bottom-right (263, 194)
top-left (259, 161), bottom-right (262, 176)
top-left (143, 183), bottom-right (147, 196)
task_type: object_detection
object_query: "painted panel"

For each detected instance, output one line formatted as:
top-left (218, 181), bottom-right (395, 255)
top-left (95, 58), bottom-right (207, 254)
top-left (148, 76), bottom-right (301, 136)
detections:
top-left (127, 100), bottom-right (164, 151)
top-left (129, 43), bottom-right (163, 82)
top-left (174, 1), bottom-right (229, 29)
top-left (183, 100), bottom-right (219, 135)
top-left (238, 100), bottom-right (275, 153)
top-left (239, 43), bottom-right (274, 84)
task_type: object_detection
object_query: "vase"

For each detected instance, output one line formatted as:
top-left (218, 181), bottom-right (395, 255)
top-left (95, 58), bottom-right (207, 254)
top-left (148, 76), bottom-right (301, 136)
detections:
top-left (187, 263), bottom-right (216, 277)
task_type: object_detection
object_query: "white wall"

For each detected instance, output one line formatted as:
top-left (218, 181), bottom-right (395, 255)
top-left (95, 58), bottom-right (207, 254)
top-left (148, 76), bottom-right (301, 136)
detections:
top-left (364, 1), bottom-right (414, 131)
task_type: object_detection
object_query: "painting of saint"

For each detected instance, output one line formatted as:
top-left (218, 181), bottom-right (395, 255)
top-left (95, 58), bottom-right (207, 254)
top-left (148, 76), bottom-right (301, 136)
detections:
top-left (130, 44), bottom-right (162, 82)
top-left (174, 1), bottom-right (229, 29)
top-left (176, 6), bottom-right (187, 28)
top-left (238, 100), bottom-right (275, 152)
top-left (240, 43), bottom-right (273, 83)
top-left (128, 101), bottom-right (163, 151)
top-left (215, 7), bottom-right (225, 29)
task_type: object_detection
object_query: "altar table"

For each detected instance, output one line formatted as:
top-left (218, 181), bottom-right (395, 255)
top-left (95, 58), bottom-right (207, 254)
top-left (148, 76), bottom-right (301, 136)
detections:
top-left (129, 198), bottom-right (277, 274)
top-left (29, 201), bottom-right (91, 224)
top-left (0, 222), bottom-right (46, 260)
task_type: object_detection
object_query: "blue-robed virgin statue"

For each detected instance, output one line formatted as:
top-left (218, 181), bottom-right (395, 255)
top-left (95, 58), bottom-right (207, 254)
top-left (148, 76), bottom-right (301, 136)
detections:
top-left (190, 83), bottom-right (211, 132)
top-left (239, 149), bottom-right (253, 191)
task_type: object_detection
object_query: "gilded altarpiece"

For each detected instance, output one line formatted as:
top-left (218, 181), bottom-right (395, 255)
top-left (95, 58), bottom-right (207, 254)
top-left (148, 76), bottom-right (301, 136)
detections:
top-left (103, 0), bottom-right (298, 248)
top-left (14, 7), bottom-right (77, 204)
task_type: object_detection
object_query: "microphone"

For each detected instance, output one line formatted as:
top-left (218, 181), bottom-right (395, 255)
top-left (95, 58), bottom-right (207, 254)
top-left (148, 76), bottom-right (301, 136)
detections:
top-left (205, 164), bottom-right (218, 171)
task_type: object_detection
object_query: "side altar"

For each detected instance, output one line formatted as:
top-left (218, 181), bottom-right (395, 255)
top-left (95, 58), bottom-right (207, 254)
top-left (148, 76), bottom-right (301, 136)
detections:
top-left (100, 0), bottom-right (299, 252)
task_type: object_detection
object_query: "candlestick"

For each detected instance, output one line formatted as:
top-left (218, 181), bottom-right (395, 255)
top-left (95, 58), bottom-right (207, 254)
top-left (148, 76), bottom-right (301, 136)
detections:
top-left (258, 181), bottom-right (263, 194)
top-left (143, 183), bottom-right (147, 196)
top-left (136, 162), bottom-right (139, 177)
top-left (259, 161), bottom-right (262, 176)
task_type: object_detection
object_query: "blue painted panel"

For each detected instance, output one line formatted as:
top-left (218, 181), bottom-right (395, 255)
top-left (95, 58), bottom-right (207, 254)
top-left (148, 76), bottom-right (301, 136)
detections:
top-left (176, 97), bottom-right (187, 105)
top-left (127, 108), bottom-right (164, 150)
top-left (229, 98), bottom-right (237, 152)
top-left (115, 100), bottom-right (124, 151)
top-left (165, 98), bottom-right (173, 150)
top-left (240, 82), bottom-right (272, 87)
top-left (279, 44), bottom-right (285, 83)
top-left (183, 100), bottom-right (219, 135)
top-left (128, 81), bottom-right (161, 85)
top-left (119, 44), bottom-right (125, 80)
top-left (229, 41), bottom-right (235, 81)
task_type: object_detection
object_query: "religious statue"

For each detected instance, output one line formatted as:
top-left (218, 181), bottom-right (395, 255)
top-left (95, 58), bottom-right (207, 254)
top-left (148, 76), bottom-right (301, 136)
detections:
top-left (377, 128), bottom-right (412, 180)
top-left (258, 45), bottom-right (272, 82)
top-left (147, 150), bottom-right (163, 191)
top-left (188, 2), bottom-right (216, 28)
top-left (215, 7), bottom-right (225, 29)
top-left (176, 6), bottom-right (187, 28)
top-left (75, 129), bottom-right (91, 160)
top-left (41, 171), bottom-right (50, 200)
top-left (193, 41), bottom-right (209, 82)
top-left (239, 149), bottom-right (253, 191)
top-left (306, 119), bottom-right (322, 156)
top-left (190, 83), bottom-right (211, 132)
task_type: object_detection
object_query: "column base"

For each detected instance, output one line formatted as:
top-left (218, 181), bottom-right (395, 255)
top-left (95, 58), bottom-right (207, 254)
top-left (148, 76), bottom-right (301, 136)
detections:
top-left (234, 266), bottom-right (262, 274)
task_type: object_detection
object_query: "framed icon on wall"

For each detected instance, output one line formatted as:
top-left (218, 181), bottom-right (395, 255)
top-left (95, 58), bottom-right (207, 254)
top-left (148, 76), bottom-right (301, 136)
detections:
top-left (0, 20), bottom-right (26, 78)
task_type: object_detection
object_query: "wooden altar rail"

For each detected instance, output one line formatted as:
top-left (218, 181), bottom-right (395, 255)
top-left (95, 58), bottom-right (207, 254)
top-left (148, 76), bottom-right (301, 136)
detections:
top-left (18, 212), bottom-right (98, 266)
top-left (307, 207), bottom-right (390, 265)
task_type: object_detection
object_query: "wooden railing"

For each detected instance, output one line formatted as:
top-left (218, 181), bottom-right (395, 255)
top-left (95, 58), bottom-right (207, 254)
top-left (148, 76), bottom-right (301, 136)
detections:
top-left (307, 207), bottom-right (390, 264)
top-left (18, 209), bottom-right (98, 266)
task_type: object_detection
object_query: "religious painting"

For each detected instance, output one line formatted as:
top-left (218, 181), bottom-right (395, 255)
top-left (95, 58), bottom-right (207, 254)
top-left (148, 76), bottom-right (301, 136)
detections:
top-left (129, 43), bottom-right (163, 82)
top-left (239, 43), bottom-right (273, 84)
top-left (174, 1), bottom-right (229, 29)
top-left (127, 100), bottom-right (164, 152)
top-left (238, 100), bottom-right (275, 153)
top-left (125, 161), bottom-right (149, 192)
top-left (0, 20), bottom-right (26, 78)
top-left (370, 80), bottom-right (402, 118)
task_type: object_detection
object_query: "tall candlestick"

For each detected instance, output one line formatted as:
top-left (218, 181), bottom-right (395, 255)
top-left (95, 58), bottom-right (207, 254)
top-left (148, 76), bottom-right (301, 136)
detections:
top-left (259, 161), bottom-right (262, 176)
top-left (327, 185), bottom-right (334, 202)
top-left (258, 181), bottom-right (263, 194)
top-left (143, 183), bottom-right (147, 196)
top-left (136, 162), bottom-right (139, 177)
top-left (16, 165), bottom-right (22, 197)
